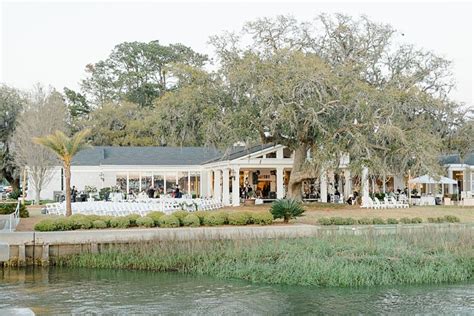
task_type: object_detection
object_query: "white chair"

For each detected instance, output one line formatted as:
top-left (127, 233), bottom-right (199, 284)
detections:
top-left (361, 196), bottom-right (374, 209)
top-left (375, 198), bottom-right (389, 209)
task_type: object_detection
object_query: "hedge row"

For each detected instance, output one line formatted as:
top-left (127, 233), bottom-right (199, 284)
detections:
top-left (0, 203), bottom-right (29, 218)
top-left (34, 210), bottom-right (274, 231)
top-left (318, 215), bottom-right (460, 226)
top-left (427, 215), bottom-right (461, 223)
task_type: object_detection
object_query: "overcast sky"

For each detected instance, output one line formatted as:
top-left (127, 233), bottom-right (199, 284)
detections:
top-left (1, 1), bottom-right (472, 106)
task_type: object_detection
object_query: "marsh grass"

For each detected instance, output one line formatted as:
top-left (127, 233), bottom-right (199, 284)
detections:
top-left (57, 228), bottom-right (473, 287)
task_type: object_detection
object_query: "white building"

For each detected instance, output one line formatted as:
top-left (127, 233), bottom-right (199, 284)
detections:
top-left (26, 145), bottom-right (473, 205)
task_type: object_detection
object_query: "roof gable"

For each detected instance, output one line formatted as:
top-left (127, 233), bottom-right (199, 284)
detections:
top-left (203, 143), bottom-right (281, 164)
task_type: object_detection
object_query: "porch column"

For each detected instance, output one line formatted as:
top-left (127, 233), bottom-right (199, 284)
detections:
top-left (344, 171), bottom-right (352, 199)
top-left (207, 170), bottom-right (213, 198)
top-left (447, 169), bottom-right (453, 194)
top-left (362, 167), bottom-right (369, 200)
top-left (337, 173), bottom-right (343, 195)
top-left (320, 169), bottom-right (328, 203)
top-left (126, 172), bottom-right (130, 198)
top-left (463, 168), bottom-right (469, 194)
top-left (232, 167), bottom-right (240, 206)
top-left (276, 167), bottom-right (284, 199)
top-left (327, 170), bottom-right (335, 195)
top-left (213, 169), bottom-right (221, 201)
top-left (222, 168), bottom-right (230, 206)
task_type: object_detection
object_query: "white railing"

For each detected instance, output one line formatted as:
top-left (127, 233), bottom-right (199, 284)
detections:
top-left (0, 201), bottom-right (21, 232)
top-left (9, 201), bottom-right (21, 231)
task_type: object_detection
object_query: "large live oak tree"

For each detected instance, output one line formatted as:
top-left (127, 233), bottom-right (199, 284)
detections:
top-left (207, 14), bottom-right (469, 199)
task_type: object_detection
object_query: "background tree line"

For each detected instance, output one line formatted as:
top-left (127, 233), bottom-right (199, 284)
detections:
top-left (1, 14), bottom-right (472, 201)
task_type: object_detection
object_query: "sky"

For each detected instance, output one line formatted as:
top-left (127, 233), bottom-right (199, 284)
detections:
top-left (1, 0), bottom-right (473, 106)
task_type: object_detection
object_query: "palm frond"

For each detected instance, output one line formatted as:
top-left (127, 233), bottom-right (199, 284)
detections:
top-left (33, 129), bottom-right (91, 162)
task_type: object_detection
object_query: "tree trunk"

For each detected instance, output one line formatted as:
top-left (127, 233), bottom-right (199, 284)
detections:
top-left (64, 164), bottom-right (72, 217)
top-left (8, 177), bottom-right (20, 192)
top-left (35, 187), bottom-right (41, 205)
top-left (287, 144), bottom-right (310, 201)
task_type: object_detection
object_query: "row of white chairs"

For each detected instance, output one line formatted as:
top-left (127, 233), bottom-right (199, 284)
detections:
top-left (44, 198), bottom-right (223, 217)
top-left (361, 196), bottom-right (409, 209)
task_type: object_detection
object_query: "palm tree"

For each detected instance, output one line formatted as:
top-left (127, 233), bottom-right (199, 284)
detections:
top-left (33, 129), bottom-right (91, 216)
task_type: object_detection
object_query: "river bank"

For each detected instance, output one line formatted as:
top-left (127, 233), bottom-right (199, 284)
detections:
top-left (56, 228), bottom-right (474, 287)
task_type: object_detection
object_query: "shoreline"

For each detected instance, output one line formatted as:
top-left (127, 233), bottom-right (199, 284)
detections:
top-left (55, 229), bottom-right (473, 287)
top-left (1, 223), bottom-right (473, 267)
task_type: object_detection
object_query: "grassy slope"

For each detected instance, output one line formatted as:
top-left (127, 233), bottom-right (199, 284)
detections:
top-left (58, 229), bottom-right (474, 287)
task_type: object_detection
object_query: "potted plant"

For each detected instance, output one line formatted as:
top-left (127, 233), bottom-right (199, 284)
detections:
top-left (244, 190), bottom-right (256, 206)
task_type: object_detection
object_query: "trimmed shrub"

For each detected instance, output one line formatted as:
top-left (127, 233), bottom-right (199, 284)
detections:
top-left (318, 217), bottom-right (332, 225)
top-left (173, 211), bottom-right (191, 226)
top-left (343, 217), bottom-right (356, 225)
top-left (251, 212), bottom-right (273, 225)
top-left (182, 214), bottom-right (201, 227)
top-left (227, 212), bottom-right (251, 225)
top-left (92, 220), bottom-right (107, 229)
top-left (411, 217), bottom-right (423, 224)
top-left (270, 199), bottom-right (305, 223)
top-left (387, 218), bottom-right (399, 224)
top-left (203, 212), bottom-right (227, 226)
top-left (357, 217), bottom-right (373, 225)
top-left (100, 216), bottom-right (114, 227)
top-left (399, 217), bottom-right (412, 224)
top-left (192, 211), bottom-right (208, 225)
top-left (34, 219), bottom-right (57, 231)
top-left (110, 217), bottom-right (131, 228)
top-left (427, 217), bottom-right (437, 223)
top-left (319, 217), bottom-right (356, 225)
top-left (158, 215), bottom-right (180, 228)
top-left (53, 218), bottom-right (74, 231)
top-left (0, 203), bottom-right (29, 218)
top-left (69, 215), bottom-right (93, 230)
top-left (372, 217), bottom-right (386, 225)
top-left (147, 211), bottom-right (166, 225)
top-left (330, 217), bottom-right (345, 225)
top-left (444, 215), bottom-right (460, 223)
top-left (86, 215), bottom-right (103, 222)
top-left (136, 216), bottom-right (155, 228)
top-left (126, 214), bottom-right (141, 226)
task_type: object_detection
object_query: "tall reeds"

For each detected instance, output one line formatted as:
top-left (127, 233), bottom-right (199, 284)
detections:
top-left (57, 228), bottom-right (473, 287)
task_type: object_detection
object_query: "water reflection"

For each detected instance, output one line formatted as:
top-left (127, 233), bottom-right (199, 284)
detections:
top-left (1, 267), bottom-right (473, 315)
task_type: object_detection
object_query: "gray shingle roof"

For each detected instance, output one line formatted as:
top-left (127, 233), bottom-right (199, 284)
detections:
top-left (440, 152), bottom-right (474, 166)
top-left (72, 146), bottom-right (222, 166)
top-left (203, 143), bottom-right (278, 164)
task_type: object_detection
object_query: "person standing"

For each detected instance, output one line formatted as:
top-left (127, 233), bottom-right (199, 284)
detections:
top-left (147, 183), bottom-right (155, 198)
top-left (71, 186), bottom-right (77, 203)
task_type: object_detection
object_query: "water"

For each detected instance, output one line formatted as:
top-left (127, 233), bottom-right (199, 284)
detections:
top-left (0, 267), bottom-right (473, 315)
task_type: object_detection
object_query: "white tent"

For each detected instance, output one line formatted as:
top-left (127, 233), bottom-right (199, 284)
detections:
top-left (408, 175), bottom-right (457, 185)
top-left (409, 174), bottom-right (457, 199)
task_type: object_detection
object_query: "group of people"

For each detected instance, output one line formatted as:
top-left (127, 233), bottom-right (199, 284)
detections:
top-left (240, 184), bottom-right (254, 199)
top-left (145, 184), bottom-right (182, 199)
